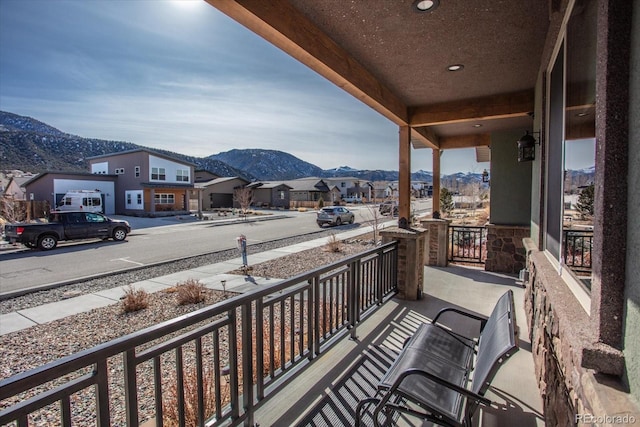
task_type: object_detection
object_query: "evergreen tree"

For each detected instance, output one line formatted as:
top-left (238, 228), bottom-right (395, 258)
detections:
top-left (576, 184), bottom-right (594, 219)
top-left (440, 187), bottom-right (454, 217)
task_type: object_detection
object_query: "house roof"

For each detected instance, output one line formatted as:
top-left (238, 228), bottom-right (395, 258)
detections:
top-left (247, 181), bottom-right (294, 190)
top-left (87, 148), bottom-right (197, 166)
top-left (206, 1), bottom-right (549, 151)
top-left (283, 178), bottom-right (329, 192)
top-left (22, 172), bottom-right (117, 187)
top-left (196, 176), bottom-right (249, 188)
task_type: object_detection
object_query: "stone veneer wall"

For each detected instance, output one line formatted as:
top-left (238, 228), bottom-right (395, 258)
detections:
top-left (380, 227), bottom-right (426, 300)
top-left (525, 241), bottom-right (640, 426)
top-left (485, 224), bottom-right (529, 273)
top-left (420, 219), bottom-right (449, 267)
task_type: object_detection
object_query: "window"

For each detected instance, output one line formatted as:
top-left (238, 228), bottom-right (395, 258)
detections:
top-left (176, 169), bottom-right (189, 182)
top-left (85, 213), bottom-right (106, 223)
top-left (137, 193), bottom-right (142, 205)
top-left (154, 193), bottom-right (175, 204)
top-left (135, 166), bottom-right (140, 178)
top-left (151, 167), bottom-right (166, 181)
top-left (544, 0), bottom-right (596, 289)
top-left (279, 191), bottom-right (285, 200)
top-left (82, 197), bottom-right (101, 207)
top-left (127, 194), bottom-right (132, 204)
top-left (115, 168), bottom-right (125, 175)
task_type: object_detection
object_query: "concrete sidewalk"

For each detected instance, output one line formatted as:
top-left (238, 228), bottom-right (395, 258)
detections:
top-left (0, 224), bottom-right (387, 336)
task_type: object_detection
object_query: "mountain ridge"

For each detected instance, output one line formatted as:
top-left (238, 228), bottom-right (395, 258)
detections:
top-left (0, 111), bottom-right (594, 186)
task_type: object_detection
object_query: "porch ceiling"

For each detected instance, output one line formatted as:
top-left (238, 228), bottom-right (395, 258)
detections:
top-left (205, 0), bottom-right (549, 151)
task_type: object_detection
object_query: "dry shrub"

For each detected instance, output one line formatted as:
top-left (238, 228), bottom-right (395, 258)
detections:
top-left (325, 233), bottom-right (343, 253)
top-left (162, 365), bottom-right (228, 427)
top-left (176, 279), bottom-right (206, 305)
top-left (121, 285), bottom-right (149, 313)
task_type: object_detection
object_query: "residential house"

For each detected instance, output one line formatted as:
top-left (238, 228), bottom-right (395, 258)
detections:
top-left (246, 181), bottom-right (292, 209)
top-left (3, 175), bottom-right (38, 200)
top-left (88, 149), bottom-right (196, 215)
top-left (209, 0), bottom-right (639, 423)
top-left (3, 2), bottom-right (637, 426)
top-left (23, 172), bottom-right (117, 214)
top-left (283, 177), bottom-right (331, 203)
top-left (197, 176), bottom-right (250, 209)
top-left (321, 177), bottom-right (372, 201)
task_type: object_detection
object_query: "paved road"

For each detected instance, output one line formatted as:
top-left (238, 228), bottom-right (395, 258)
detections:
top-left (0, 200), bottom-right (431, 295)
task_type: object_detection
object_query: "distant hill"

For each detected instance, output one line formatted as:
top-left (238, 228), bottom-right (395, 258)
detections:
top-left (0, 111), bottom-right (252, 180)
top-left (0, 110), bottom-right (590, 186)
top-left (211, 149), bottom-right (325, 180)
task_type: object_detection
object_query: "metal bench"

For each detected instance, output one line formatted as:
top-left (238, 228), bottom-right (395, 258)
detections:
top-left (356, 290), bottom-right (519, 427)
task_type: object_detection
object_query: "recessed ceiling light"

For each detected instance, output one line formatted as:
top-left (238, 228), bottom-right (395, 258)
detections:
top-left (473, 124), bottom-right (483, 128)
top-left (447, 64), bottom-right (464, 71)
top-left (413, 0), bottom-right (440, 13)
top-left (576, 112), bottom-right (589, 117)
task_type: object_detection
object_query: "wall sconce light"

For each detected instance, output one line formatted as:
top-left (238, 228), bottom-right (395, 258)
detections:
top-left (517, 131), bottom-right (539, 162)
top-left (482, 169), bottom-right (489, 183)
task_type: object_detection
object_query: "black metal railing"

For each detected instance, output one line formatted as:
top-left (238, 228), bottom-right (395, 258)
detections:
top-left (448, 225), bottom-right (487, 264)
top-left (562, 228), bottom-right (593, 273)
top-left (0, 242), bottom-right (398, 427)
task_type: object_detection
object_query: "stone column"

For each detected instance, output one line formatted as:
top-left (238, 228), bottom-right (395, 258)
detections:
top-left (485, 224), bottom-right (529, 274)
top-left (381, 226), bottom-right (427, 300)
top-left (420, 218), bottom-right (449, 267)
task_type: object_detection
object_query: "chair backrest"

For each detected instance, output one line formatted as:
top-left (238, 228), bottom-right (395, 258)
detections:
top-left (471, 290), bottom-right (518, 396)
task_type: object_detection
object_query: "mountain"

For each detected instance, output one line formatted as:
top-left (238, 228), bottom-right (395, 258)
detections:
top-left (1, 111), bottom-right (591, 186)
top-left (210, 149), bottom-right (324, 180)
top-left (0, 111), bottom-right (252, 179)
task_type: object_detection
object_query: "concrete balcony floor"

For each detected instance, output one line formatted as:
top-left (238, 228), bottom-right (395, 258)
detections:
top-left (253, 265), bottom-right (545, 426)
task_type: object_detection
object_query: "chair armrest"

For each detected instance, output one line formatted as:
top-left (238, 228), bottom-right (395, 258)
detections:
top-left (432, 307), bottom-right (489, 331)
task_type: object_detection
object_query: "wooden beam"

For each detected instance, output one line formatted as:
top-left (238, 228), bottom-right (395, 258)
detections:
top-left (205, 0), bottom-right (409, 126)
top-left (438, 134), bottom-right (491, 150)
top-left (410, 90), bottom-right (534, 127)
top-left (410, 127), bottom-right (439, 149)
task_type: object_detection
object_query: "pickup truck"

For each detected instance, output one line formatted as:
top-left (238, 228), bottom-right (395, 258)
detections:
top-left (4, 211), bottom-right (131, 250)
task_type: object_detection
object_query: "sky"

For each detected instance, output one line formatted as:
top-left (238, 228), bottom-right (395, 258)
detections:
top-left (0, 0), bottom-right (594, 174)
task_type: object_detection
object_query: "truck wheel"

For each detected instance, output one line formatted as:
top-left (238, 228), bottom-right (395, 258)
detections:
top-left (38, 235), bottom-right (58, 251)
top-left (112, 228), bottom-right (128, 241)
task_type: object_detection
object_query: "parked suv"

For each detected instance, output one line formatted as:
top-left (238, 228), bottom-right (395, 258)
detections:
top-left (316, 206), bottom-right (355, 227)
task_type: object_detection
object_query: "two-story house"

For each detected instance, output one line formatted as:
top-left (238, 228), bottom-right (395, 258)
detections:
top-left (88, 149), bottom-right (196, 215)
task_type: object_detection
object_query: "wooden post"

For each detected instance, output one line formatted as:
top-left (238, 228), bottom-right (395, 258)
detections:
top-left (398, 126), bottom-right (411, 228)
top-left (432, 148), bottom-right (441, 215)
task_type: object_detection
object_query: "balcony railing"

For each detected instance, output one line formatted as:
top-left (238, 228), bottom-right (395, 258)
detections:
top-left (448, 225), bottom-right (487, 264)
top-left (0, 242), bottom-right (398, 427)
top-left (562, 228), bottom-right (593, 273)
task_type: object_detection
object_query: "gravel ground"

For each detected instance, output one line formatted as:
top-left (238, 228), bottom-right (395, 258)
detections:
top-left (0, 230), bottom-right (377, 426)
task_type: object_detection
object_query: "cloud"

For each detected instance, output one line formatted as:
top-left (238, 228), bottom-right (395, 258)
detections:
top-left (0, 0), bottom-right (495, 174)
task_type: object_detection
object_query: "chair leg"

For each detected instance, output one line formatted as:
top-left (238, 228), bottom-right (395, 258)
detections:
top-left (355, 397), bottom-right (380, 427)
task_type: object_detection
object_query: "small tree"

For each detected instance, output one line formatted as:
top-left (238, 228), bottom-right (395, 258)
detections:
top-left (440, 187), bottom-right (454, 217)
top-left (233, 187), bottom-right (254, 218)
top-left (0, 198), bottom-right (27, 223)
top-left (317, 196), bottom-right (324, 209)
top-left (576, 184), bottom-right (594, 219)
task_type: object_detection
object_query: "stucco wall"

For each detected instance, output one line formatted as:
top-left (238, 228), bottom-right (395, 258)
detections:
top-left (624, 0), bottom-right (640, 401)
top-left (489, 130), bottom-right (533, 225)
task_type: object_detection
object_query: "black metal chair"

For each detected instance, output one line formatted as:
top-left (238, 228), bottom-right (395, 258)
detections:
top-left (356, 290), bottom-right (519, 427)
